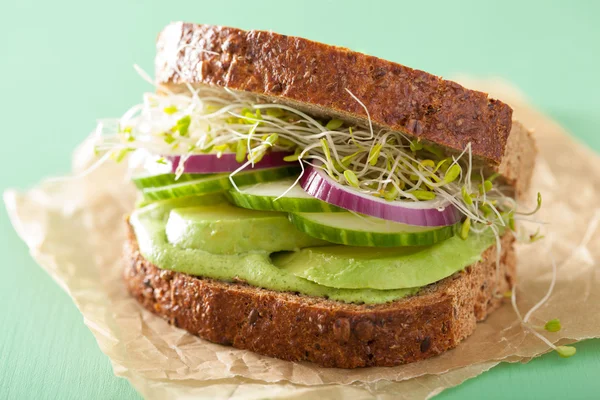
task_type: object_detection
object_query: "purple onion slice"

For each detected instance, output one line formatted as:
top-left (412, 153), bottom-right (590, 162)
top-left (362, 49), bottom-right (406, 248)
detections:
top-left (300, 164), bottom-right (461, 227)
top-left (166, 151), bottom-right (296, 174)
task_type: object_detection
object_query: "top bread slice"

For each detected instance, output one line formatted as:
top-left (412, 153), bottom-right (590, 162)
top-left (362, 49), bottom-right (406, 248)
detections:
top-left (155, 22), bottom-right (537, 196)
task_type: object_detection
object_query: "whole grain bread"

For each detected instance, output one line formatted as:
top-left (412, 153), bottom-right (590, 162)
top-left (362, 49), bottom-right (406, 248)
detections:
top-left (155, 22), bottom-right (536, 192)
top-left (499, 120), bottom-right (537, 198)
top-left (124, 224), bottom-right (515, 368)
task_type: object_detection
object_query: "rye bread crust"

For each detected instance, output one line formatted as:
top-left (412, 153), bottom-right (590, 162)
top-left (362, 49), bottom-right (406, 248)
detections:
top-left (155, 22), bottom-right (513, 166)
top-left (123, 224), bottom-right (515, 368)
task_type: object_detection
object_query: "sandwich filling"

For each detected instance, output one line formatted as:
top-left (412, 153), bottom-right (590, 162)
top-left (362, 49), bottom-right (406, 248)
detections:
top-left (130, 195), bottom-right (496, 303)
top-left (100, 84), bottom-right (534, 304)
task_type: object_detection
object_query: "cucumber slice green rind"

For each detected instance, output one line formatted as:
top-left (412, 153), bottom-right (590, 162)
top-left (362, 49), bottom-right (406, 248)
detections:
top-left (132, 173), bottom-right (206, 189)
top-left (289, 212), bottom-right (456, 247)
top-left (142, 166), bottom-right (300, 201)
top-left (142, 175), bottom-right (231, 201)
top-left (226, 180), bottom-right (344, 213)
top-left (227, 191), bottom-right (341, 212)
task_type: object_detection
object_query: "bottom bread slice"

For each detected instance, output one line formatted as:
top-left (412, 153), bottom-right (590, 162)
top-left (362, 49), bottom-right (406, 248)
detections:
top-left (123, 225), bottom-right (515, 368)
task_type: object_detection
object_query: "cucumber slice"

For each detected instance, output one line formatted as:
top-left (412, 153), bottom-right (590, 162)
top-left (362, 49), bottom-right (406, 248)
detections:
top-left (132, 173), bottom-right (206, 189)
top-left (226, 179), bottom-right (343, 213)
top-left (142, 166), bottom-right (299, 201)
top-left (166, 203), bottom-right (327, 254)
top-left (289, 212), bottom-right (456, 247)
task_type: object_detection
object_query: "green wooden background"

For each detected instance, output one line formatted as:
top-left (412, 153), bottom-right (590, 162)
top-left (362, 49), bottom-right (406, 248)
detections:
top-left (2, 1), bottom-right (599, 399)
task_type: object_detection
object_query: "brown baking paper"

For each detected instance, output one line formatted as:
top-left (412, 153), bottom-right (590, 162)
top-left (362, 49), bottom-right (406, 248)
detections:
top-left (5, 79), bottom-right (600, 399)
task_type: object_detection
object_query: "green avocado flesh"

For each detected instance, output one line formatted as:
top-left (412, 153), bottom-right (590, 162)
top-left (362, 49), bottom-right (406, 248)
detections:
top-left (130, 196), bottom-right (494, 304)
top-left (272, 233), bottom-right (495, 290)
top-left (166, 203), bottom-right (328, 254)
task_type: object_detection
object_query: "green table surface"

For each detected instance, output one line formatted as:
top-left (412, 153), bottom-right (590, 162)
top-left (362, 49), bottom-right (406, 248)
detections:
top-left (2, 1), bottom-right (599, 399)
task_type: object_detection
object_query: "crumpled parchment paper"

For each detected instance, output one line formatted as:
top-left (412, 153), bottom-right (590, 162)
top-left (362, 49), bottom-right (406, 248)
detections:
top-left (4, 79), bottom-right (600, 400)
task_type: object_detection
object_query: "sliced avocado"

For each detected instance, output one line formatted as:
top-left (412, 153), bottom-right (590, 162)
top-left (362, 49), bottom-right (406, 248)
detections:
top-left (165, 203), bottom-right (328, 254)
top-left (130, 194), bottom-right (499, 304)
top-left (130, 201), bottom-right (418, 304)
top-left (271, 232), bottom-right (496, 290)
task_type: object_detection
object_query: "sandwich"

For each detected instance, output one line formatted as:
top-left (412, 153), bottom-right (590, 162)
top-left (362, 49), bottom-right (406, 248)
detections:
top-left (110, 22), bottom-right (538, 368)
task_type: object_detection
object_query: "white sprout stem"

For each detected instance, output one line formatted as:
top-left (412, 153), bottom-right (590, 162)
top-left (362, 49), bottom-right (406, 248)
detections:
top-left (510, 285), bottom-right (524, 321)
top-left (133, 64), bottom-right (162, 91)
top-left (120, 104), bottom-right (144, 127)
top-left (299, 143), bottom-right (324, 161)
top-left (509, 216), bottom-right (599, 354)
top-left (344, 88), bottom-right (374, 140)
top-left (273, 160), bottom-right (306, 202)
top-left (512, 211), bottom-right (599, 347)
top-left (175, 152), bottom-right (193, 179)
top-left (247, 122), bottom-right (258, 167)
top-left (489, 200), bottom-right (507, 227)
top-left (511, 285), bottom-right (558, 350)
top-left (524, 252), bottom-right (557, 323)
top-left (465, 143), bottom-right (473, 192)
top-left (227, 158), bottom-right (254, 192)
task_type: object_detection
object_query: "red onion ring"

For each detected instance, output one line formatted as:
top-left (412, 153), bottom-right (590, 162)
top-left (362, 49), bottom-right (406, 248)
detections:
top-left (166, 151), bottom-right (296, 174)
top-left (300, 164), bottom-right (461, 227)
